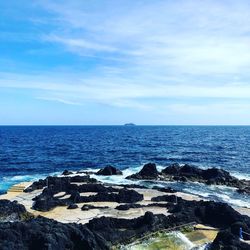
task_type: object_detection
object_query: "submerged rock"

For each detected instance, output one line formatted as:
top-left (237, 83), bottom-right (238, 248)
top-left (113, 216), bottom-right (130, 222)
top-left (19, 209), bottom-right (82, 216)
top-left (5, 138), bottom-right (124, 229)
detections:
top-left (126, 163), bottom-right (159, 180)
top-left (96, 165), bottom-right (122, 175)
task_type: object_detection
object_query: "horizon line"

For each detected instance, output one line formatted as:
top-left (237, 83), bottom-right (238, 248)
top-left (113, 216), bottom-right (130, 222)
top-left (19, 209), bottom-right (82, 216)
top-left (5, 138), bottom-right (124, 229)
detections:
top-left (1, 124), bottom-right (250, 127)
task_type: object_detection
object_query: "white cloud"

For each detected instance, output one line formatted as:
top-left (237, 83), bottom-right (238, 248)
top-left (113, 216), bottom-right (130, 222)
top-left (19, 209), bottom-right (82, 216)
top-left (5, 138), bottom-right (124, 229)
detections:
top-left (2, 0), bottom-right (250, 124)
top-left (38, 0), bottom-right (250, 76)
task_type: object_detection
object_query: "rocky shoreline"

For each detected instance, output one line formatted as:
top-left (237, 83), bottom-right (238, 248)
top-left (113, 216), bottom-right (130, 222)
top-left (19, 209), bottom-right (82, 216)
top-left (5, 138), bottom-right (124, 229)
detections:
top-left (127, 163), bottom-right (250, 194)
top-left (0, 164), bottom-right (250, 249)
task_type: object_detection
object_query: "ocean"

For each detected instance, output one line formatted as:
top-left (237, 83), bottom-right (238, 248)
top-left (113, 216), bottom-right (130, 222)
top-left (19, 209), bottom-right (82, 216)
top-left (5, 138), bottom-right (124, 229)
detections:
top-left (0, 125), bottom-right (250, 208)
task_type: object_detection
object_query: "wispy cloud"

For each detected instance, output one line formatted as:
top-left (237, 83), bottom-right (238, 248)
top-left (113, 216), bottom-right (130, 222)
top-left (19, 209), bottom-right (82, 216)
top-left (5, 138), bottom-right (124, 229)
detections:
top-left (1, 0), bottom-right (250, 124)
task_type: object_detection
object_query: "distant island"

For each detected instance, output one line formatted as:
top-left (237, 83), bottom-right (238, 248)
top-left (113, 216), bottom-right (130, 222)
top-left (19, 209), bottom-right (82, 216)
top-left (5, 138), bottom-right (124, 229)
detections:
top-left (124, 123), bottom-right (136, 126)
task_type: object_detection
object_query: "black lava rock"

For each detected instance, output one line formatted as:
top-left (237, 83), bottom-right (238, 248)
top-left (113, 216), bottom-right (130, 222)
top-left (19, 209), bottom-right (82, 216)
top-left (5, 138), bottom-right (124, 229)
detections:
top-left (96, 165), bottom-right (123, 175)
top-left (0, 200), bottom-right (28, 222)
top-left (161, 163), bottom-right (250, 192)
top-left (151, 195), bottom-right (182, 203)
top-left (81, 205), bottom-right (108, 211)
top-left (0, 216), bottom-right (109, 250)
top-left (62, 170), bottom-right (74, 176)
top-left (126, 163), bottom-right (159, 180)
top-left (152, 186), bottom-right (177, 193)
top-left (67, 204), bottom-right (78, 209)
top-left (211, 230), bottom-right (250, 250)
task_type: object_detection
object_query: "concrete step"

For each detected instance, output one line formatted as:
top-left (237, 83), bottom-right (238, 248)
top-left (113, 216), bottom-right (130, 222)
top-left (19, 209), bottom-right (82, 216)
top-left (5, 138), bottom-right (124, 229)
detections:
top-left (8, 185), bottom-right (27, 193)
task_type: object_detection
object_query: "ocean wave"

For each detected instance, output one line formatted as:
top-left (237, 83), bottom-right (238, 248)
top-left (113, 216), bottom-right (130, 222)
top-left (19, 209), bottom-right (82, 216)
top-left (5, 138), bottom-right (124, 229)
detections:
top-left (0, 171), bottom-right (60, 193)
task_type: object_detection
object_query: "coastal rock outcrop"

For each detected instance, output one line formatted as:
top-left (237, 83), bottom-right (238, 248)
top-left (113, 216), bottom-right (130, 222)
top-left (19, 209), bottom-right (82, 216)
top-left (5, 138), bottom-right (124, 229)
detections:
top-left (211, 230), bottom-right (250, 250)
top-left (96, 165), bottom-right (123, 175)
top-left (32, 182), bottom-right (143, 211)
top-left (151, 194), bottom-right (182, 203)
top-left (1, 198), bottom-right (250, 249)
top-left (0, 216), bottom-right (109, 250)
top-left (127, 162), bottom-right (250, 194)
top-left (126, 163), bottom-right (159, 180)
top-left (24, 175), bottom-right (97, 193)
top-left (81, 205), bottom-right (109, 211)
top-left (0, 200), bottom-right (32, 222)
top-left (161, 163), bottom-right (236, 185)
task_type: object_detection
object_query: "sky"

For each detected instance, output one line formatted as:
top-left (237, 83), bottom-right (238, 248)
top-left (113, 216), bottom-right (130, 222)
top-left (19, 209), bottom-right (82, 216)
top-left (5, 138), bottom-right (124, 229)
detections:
top-left (1, 0), bottom-right (250, 125)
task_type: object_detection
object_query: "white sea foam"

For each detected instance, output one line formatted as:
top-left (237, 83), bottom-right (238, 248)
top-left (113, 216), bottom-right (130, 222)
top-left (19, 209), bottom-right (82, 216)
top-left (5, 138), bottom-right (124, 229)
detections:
top-left (0, 171), bottom-right (60, 193)
top-left (231, 172), bottom-right (250, 180)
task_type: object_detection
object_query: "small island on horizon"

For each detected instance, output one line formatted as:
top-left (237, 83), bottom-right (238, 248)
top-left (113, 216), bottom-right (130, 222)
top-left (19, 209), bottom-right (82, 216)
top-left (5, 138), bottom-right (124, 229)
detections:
top-left (124, 123), bottom-right (136, 126)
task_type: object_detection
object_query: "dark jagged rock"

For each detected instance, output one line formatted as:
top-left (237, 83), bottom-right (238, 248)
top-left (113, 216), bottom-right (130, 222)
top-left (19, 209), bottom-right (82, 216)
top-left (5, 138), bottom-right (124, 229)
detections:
top-left (24, 175), bottom-right (97, 193)
top-left (169, 199), bottom-right (250, 237)
top-left (87, 211), bottom-right (171, 244)
top-left (96, 165), bottom-right (122, 175)
top-left (78, 189), bottom-right (143, 204)
top-left (161, 163), bottom-right (182, 175)
top-left (32, 182), bottom-right (143, 211)
top-left (161, 163), bottom-right (244, 187)
top-left (151, 195), bottom-right (182, 203)
top-left (67, 204), bottom-right (78, 209)
top-left (139, 163), bottom-right (250, 194)
top-left (115, 204), bottom-right (143, 210)
top-left (115, 203), bottom-right (170, 211)
top-left (70, 175), bottom-right (97, 183)
top-left (1, 199), bottom-right (250, 249)
top-left (238, 186), bottom-right (250, 194)
top-left (81, 205), bottom-right (109, 211)
top-left (0, 216), bottom-right (109, 250)
top-left (118, 184), bottom-right (147, 189)
top-left (0, 200), bottom-right (31, 222)
top-left (126, 163), bottom-right (159, 180)
top-left (211, 230), bottom-right (250, 250)
top-left (62, 170), bottom-right (74, 176)
top-left (152, 186), bottom-right (177, 193)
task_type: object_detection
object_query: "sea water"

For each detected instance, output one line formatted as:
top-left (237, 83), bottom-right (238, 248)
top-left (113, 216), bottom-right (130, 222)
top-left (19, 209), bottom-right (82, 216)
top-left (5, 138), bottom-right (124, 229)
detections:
top-left (0, 125), bottom-right (249, 208)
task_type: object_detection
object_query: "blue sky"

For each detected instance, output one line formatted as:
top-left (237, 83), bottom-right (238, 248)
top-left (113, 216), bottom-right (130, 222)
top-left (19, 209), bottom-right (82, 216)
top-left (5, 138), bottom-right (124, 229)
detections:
top-left (1, 0), bottom-right (250, 125)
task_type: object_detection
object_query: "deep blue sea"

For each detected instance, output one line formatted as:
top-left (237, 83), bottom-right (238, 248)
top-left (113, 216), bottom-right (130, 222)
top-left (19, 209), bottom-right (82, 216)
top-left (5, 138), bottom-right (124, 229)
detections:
top-left (0, 126), bottom-right (250, 208)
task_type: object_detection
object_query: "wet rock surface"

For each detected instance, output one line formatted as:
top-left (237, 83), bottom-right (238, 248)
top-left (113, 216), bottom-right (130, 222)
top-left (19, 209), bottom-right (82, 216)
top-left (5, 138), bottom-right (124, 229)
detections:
top-left (127, 162), bottom-right (250, 194)
top-left (162, 163), bottom-right (250, 191)
top-left (96, 165), bottom-right (123, 175)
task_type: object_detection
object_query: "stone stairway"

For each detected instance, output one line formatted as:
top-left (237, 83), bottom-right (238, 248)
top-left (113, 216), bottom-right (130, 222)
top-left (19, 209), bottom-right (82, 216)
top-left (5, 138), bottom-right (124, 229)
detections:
top-left (8, 182), bottom-right (31, 193)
